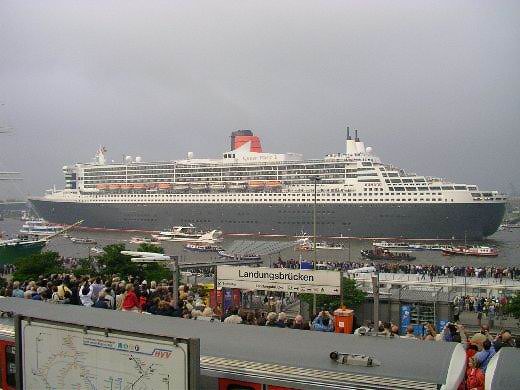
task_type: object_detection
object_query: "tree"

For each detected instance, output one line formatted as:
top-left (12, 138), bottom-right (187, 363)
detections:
top-left (504, 294), bottom-right (520, 319)
top-left (300, 277), bottom-right (366, 314)
top-left (96, 243), bottom-right (138, 279)
top-left (12, 252), bottom-right (63, 281)
top-left (136, 243), bottom-right (171, 282)
top-left (136, 243), bottom-right (164, 254)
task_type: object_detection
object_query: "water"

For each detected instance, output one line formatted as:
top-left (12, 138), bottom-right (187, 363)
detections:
top-left (3, 218), bottom-right (519, 267)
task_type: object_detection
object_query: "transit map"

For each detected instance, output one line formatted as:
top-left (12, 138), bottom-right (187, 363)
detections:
top-left (20, 319), bottom-right (188, 390)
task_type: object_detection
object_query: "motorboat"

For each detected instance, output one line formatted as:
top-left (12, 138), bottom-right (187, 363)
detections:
top-left (70, 237), bottom-right (97, 245)
top-left (295, 237), bottom-right (343, 251)
top-left (184, 243), bottom-right (223, 252)
top-left (129, 236), bottom-right (154, 245)
top-left (152, 226), bottom-right (222, 242)
top-left (360, 248), bottom-right (416, 261)
top-left (217, 250), bottom-right (261, 261)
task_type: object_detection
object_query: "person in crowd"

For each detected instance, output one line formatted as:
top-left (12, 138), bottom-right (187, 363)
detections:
top-left (354, 321), bottom-right (373, 336)
top-left (79, 282), bottom-right (93, 307)
top-left (121, 284), bottom-right (140, 312)
top-left (93, 291), bottom-right (110, 309)
top-left (89, 277), bottom-right (104, 301)
top-left (11, 281), bottom-right (24, 298)
top-left (276, 312), bottom-right (287, 328)
top-left (475, 339), bottom-right (495, 372)
top-left (401, 325), bottom-right (417, 340)
top-left (291, 315), bottom-right (310, 330)
top-left (312, 311), bottom-right (334, 332)
top-left (493, 330), bottom-right (516, 351)
top-left (223, 308), bottom-right (242, 324)
top-left (465, 357), bottom-right (485, 390)
top-left (265, 312), bottom-right (278, 327)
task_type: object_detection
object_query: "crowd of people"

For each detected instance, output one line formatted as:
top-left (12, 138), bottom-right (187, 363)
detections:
top-left (352, 320), bottom-right (516, 389)
top-left (273, 258), bottom-right (520, 280)
top-left (0, 268), bottom-right (518, 390)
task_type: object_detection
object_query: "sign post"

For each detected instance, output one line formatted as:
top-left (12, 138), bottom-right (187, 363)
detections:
top-left (216, 265), bottom-right (342, 295)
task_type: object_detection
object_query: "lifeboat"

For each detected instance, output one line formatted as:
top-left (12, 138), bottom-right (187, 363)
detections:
top-left (120, 183), bottom-right (133, 190)
top-left (96, 184), bottom-right (109, 190)
top-left (158, 183), bottom-right (172, 190)
top-left (248, 180), bottom-right (265, 188)
top-left (133, 183), bottom-right (146, 190)
top-left (108, 184), bottom-right (121, 190)
top-left (265, 180), bottom-right (282, 187)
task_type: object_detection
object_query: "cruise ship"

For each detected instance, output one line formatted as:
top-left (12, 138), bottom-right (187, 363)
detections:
top-left (29, 129), bottom-right (506, 240)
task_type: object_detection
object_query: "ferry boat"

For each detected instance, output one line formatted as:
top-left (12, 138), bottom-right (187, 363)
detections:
top-left (441, 246), bottom-right (498, 257)
top-left (0, 237), bottom-right (47, 264)
top-left (19, 219), bottom-right (63, 237)
top-left (29, 128), bottom-right (506, 240)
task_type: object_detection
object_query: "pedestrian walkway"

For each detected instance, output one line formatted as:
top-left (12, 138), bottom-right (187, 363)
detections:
top-left (352, 272), bottom-right (520, 292)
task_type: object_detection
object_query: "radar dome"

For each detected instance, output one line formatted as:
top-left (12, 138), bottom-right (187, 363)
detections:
top-left (366, 146), bottom-right (373, 155)
top-left (187, 152), bottom-right (194, 159)
top-left (125, 156), bottom-right (132, 163)
top-left (135, 156), bottom-right (142, 163)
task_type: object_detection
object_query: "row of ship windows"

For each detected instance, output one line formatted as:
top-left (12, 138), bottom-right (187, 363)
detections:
top-left (79, 197), bottom-right (452, 203)
top-left (85, 192), bottom-right (444, 198)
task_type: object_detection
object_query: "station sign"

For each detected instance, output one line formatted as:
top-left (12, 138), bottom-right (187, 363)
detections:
top-left (217, 265), bottom-right (342, 295)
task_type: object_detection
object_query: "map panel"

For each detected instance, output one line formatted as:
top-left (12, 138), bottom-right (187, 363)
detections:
top-left (21, 319), bottom-right (188, 390)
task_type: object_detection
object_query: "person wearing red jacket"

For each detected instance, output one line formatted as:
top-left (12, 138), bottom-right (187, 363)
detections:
top-left (122, 284), bottom-right (141, 312)
top-left (465, 357), bottom-right (485, 390)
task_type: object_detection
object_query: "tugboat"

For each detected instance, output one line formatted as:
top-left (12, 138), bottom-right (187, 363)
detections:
top-left (360, 247), bottom-right (416, 261)
top-left (441, 246), bottom-right (498, 257)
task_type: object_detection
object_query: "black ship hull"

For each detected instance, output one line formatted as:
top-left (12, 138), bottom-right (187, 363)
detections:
top-left (29, 198), bottom-right (505, 240)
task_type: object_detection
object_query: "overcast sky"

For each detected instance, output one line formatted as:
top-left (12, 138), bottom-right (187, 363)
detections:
top-left (0, 1), bottom-right (519, 199)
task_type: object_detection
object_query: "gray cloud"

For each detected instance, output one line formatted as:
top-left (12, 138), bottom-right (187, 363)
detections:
top-left (0, 0), bottom-right (519, 198)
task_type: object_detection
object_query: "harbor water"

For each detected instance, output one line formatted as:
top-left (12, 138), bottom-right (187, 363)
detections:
top-left (2, 218), bottom-right (519, 267)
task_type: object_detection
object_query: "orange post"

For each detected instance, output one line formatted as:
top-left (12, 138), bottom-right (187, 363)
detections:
top-left (333, 308), bottom-right (354, 334)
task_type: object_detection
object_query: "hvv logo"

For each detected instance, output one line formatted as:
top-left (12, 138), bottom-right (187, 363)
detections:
top-left (153, 349), bottom-right (173, 359)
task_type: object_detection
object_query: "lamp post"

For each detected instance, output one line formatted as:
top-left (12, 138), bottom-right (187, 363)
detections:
top-left (312, 176), bottom-right (321, 316)
top-left (313, 176), bottom-right (321, 264)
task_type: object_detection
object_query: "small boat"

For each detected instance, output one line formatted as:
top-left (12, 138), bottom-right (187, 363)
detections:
top-left (152, 226), bottom-right (222, 242)
top-left (360, 248), bottom-right (416, 261)
top-left (19, 219), bottom-right (63, 237)
top-left (218, 250), bottom-right (261, 260)
top-left (295, 237), bottom-right (343, 251)
top-left (184, 243), bottom-right (223, 252)
top-left (129, 236), bottom-right (153, 244)
top-left (441, 246), bottom-right (498, 257)
top-left (70, 237), bottom-right (97, 245)
top-left (90, 247), bottom-right (104, 255)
